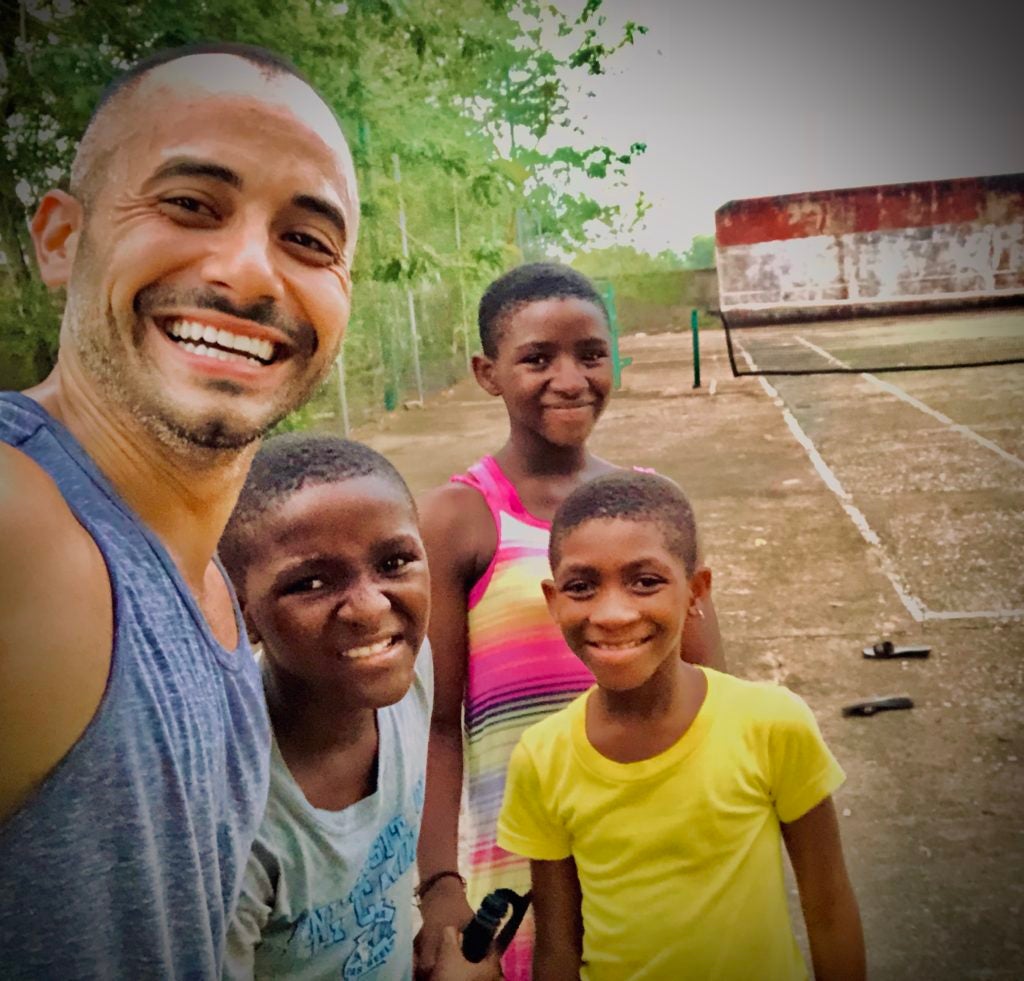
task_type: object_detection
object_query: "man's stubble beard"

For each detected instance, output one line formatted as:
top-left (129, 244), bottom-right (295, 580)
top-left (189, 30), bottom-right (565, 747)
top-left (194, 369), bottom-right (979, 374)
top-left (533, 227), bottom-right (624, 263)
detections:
top-left (65, 237), bottom-right (335, 454)
top-left (69, 296), bottom-right (277, 453)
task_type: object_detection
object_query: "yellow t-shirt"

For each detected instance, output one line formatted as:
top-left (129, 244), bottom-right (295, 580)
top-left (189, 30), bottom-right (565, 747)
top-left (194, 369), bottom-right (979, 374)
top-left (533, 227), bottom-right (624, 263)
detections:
top-left (497, 667), bottom-right (845, 981)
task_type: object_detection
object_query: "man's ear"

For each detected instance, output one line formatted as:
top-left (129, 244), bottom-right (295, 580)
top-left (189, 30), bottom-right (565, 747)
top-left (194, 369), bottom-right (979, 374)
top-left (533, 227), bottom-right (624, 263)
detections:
top-left (30, 190), bottom-right (83, 288)
top-left (471, 353), bottom-right (501, 397)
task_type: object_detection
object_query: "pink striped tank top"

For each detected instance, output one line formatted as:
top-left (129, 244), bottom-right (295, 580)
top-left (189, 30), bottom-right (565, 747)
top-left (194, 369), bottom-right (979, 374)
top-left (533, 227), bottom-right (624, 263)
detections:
top-left (452, 456), bottom-right (595, 980)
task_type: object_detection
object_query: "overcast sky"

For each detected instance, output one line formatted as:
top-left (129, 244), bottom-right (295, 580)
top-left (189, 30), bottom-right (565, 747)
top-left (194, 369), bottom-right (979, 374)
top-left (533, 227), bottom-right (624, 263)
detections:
top-left (556, 0), bottom-right (1024, 253)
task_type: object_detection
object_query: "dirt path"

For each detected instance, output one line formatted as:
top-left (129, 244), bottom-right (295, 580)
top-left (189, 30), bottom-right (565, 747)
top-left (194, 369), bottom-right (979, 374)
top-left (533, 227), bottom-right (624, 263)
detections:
top-left (351, 322), bottom-right (1024, 980)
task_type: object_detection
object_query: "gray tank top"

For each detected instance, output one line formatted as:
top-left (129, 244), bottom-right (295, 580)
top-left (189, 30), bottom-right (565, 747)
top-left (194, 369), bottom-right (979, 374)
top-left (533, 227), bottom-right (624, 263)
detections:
top-left (0, 393), bottom-right (270, 979)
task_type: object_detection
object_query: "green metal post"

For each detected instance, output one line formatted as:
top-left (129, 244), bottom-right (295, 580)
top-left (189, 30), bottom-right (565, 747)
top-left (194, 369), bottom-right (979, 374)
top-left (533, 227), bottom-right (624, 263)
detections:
top-left (597, 281), bottom-right (632, 389)
top-left (691, 308), bottom-right (701, 388)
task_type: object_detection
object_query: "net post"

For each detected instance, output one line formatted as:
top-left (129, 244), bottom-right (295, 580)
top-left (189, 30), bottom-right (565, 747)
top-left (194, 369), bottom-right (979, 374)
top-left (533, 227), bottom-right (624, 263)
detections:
top-left (597, 280), bottom-right (631, 389)
top-left (691, 308), bottom-right (701, 388)
top-left (720, 307), bottom-right (742, 377)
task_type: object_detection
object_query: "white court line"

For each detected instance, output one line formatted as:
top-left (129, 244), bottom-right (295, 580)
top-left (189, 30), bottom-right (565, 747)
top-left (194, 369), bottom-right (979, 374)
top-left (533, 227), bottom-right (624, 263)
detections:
top-left (795, 336), bottom-right (1024, 470)
top-left (744, 340), bottom-right (1024, 622)
top-left (738, 347), bottom-right (926, 622)
top-left (923, 608), bottom-right (1024, 621)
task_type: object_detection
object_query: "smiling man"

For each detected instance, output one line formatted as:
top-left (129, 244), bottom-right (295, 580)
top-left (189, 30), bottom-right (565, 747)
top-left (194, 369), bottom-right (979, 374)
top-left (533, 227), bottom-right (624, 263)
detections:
top-left (0, 43), bottom-right (359, 978)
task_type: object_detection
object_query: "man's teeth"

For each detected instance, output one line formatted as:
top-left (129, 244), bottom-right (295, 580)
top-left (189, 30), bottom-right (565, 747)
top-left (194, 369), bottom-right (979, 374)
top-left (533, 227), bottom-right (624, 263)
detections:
top-left (178, 342), bottom-right (258, 366)
top-left (341, 637), bottom-right (397, 660)
top-left (165, 319), bottom-right (275, 364)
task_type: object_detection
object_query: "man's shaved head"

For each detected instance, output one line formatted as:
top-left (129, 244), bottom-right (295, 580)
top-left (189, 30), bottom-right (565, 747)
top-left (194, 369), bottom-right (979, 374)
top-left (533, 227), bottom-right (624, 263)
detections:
top-left (70, 42), bottom-right (358, 239)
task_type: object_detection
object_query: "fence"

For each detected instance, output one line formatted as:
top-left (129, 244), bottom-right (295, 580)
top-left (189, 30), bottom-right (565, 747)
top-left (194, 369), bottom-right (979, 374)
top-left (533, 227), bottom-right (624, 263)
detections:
top-left (608, 268), bottom-right (719, 333)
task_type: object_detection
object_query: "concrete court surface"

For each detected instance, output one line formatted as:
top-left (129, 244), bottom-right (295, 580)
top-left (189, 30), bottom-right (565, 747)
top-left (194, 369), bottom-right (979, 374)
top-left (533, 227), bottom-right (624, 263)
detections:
top-left (349, 311), bottom-right (1024, 980)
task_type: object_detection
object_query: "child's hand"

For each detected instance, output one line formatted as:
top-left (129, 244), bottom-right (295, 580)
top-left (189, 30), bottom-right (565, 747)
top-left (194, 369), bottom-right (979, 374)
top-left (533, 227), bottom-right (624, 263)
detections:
top-left (429, 926), bottom-right (503, 980)
top-left (413, 882), bottom-right (476, 980)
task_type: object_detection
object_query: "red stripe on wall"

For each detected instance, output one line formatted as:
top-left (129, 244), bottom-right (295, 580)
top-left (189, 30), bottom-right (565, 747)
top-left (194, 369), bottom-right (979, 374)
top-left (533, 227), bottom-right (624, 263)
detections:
top-left (715, 174), bottom-right (1023, 247)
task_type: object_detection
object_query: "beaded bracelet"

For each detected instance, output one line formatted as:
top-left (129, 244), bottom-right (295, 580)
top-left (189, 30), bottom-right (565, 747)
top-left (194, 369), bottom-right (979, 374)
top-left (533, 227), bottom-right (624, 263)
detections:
top-left (414, 869), bottom-right (467, 904)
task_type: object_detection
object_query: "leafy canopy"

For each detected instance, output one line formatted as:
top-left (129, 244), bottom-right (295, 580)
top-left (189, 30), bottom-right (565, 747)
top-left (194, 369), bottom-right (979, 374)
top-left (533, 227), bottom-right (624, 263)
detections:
top-left (0, 0), bottom-right (647, 391)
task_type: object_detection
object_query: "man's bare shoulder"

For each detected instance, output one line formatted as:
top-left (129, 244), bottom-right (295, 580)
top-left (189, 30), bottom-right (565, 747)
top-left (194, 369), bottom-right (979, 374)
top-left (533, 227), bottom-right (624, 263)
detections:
top-left (1, 439), bottom-right (82, 529)
top-left (0, 443), bottom-right (113, 820)
top-left (0, 442), bottom-right (111, 573)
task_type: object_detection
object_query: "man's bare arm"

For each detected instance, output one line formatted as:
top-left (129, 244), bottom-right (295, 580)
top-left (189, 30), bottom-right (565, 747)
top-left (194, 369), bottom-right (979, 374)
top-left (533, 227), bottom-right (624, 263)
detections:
top-left (0, 445), bottom-right (112, 821)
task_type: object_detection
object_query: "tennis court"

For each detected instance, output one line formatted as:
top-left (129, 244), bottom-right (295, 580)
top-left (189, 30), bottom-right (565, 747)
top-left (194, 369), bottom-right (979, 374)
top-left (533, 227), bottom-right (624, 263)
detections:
top-left (355, 307), bottom-right (1024, 979)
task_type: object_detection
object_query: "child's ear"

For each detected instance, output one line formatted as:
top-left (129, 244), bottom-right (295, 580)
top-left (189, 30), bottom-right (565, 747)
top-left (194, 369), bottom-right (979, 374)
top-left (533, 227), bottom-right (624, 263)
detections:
top-left (541, 578), bottom-right (558, 614)
top-left (30, 190), bottom-right (82, 288)
top-left (686, 566), bottom-right (712, 618)
top-left (471, 353), bottom-right (501, 397)
top-left (238, 599), bottom-right (262, 648)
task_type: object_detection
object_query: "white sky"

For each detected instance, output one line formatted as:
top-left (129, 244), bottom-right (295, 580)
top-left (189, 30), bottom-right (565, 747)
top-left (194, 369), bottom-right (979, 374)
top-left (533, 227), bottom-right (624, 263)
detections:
top-left (554, 0), bottom-right (1024, 254)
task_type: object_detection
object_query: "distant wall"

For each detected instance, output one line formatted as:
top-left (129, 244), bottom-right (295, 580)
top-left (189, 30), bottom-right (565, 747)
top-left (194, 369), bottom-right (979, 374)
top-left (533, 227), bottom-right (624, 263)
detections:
top-left (611, 268), bottom-right (719, 333)
top-left (715, 173), bottom-right (1024, 324)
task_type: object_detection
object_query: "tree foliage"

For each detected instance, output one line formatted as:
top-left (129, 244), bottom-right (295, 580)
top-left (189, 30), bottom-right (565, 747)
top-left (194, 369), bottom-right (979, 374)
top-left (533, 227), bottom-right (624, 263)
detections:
top-left (0, 0), bottom-right (646, 391)
top-left (680, 234), bottom-right (716, 270)
top-left (572, 232), bottom-right (717, 283)
top-left (573, 244), bottom-right (687, 280)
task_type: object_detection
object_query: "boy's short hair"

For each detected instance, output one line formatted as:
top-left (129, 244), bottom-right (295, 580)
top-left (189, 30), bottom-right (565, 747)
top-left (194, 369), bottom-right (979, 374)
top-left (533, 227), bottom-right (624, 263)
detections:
top-left (549, 471), bottom-right (699, 576)
top-left (477, 262), bottom-right (609, 358)
top-left (220, 433), bottom-right (414, 586)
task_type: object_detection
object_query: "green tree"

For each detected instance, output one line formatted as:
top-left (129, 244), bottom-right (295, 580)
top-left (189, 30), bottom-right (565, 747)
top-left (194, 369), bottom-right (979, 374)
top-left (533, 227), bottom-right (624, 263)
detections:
top-left (680, 233), bottom-right (716, 270)
top-left (572, 244), bottom-right (686, 280)
top-left (1, 0), bottom-right (647, 397)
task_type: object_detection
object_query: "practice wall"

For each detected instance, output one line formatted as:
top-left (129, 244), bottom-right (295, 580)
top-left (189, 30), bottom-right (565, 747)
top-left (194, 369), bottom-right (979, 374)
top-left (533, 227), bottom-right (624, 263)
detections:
top-left (715, 173), bottom-right (1024, 324)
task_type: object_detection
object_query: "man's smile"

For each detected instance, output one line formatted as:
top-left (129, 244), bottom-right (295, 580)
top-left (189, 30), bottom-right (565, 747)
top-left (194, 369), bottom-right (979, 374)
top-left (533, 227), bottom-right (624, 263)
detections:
top-left (163, 318), bottom-right (277, 365)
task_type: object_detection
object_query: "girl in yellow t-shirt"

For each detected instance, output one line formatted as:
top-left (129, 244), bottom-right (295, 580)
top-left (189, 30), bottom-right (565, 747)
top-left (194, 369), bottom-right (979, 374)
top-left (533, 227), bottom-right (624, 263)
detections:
top-left (498, 471), bottom-right (865, 981)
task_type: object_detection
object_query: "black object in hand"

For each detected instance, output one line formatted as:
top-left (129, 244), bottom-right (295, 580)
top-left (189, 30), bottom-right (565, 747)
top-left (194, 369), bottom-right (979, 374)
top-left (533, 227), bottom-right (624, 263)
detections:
top-left (461, 889), bottom-right (531, 963)
top-left (461, 893), bottom-right (507, 963)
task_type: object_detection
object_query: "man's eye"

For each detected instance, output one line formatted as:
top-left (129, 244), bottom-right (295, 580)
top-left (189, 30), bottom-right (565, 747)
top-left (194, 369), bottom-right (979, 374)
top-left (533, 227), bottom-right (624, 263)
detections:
top-left (581, 351), bottom-right (608, 365)
top-left (633, 575), bottom-right (664, 591)
top-left (562, 580), bottom-right (594, 597)
top-left (284, 230), bottom-right (337, 258)
top-left (163, 196), bottom-right (216, 218)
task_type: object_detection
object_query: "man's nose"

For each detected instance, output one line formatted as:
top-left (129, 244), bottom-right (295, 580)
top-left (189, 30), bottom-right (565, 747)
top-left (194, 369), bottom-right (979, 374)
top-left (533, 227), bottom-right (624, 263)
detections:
top-left (201, 216), bottom-right (285, 307)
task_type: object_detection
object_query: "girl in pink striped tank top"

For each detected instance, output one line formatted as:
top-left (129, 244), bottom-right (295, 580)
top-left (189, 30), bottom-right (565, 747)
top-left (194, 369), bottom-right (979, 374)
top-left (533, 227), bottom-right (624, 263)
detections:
top-left (415, 265), bottom-right (725, 981)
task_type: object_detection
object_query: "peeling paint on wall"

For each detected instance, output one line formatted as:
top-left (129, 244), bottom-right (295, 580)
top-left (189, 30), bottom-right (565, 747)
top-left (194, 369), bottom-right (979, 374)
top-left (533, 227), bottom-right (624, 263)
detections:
top-left (715, 174), bottom-right (1024, 323)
